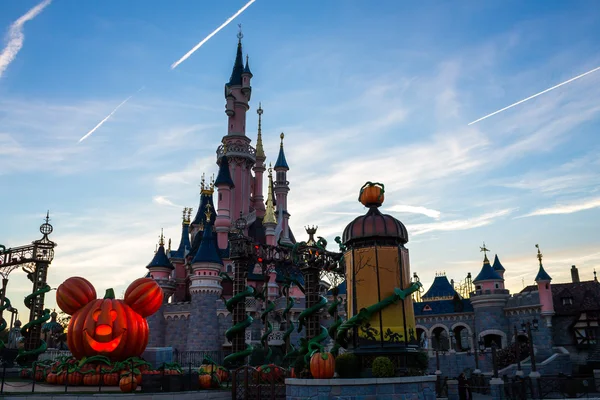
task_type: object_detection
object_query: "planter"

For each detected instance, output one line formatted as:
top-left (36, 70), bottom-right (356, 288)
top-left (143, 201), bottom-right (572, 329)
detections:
top-left (141, 374), bottom-right (162, 393)
top-left (182, 372), bottom-right (200, 391)
top-left (162, 374), bottom-right (184, 392)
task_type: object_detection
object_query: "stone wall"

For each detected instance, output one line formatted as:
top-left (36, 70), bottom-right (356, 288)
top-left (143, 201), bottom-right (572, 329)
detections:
top-left (187, 292), bottom-right (221, 351)
top-left (165, 316), bottom-right (188, 351)
top-left (427, 352), bottom-right (493, 378)
top-left (285, 376), bottom-right (437, 400)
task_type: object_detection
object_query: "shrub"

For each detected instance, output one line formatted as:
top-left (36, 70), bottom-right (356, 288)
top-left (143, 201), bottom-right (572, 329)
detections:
top-left (293, 355), bottom-right (310, 378)
top-left (335, 352), bottom-right (361, 378)
top-left (415, 351), bottom-right (429, 370)
top-left (372, 356), bottom-right (395, 378)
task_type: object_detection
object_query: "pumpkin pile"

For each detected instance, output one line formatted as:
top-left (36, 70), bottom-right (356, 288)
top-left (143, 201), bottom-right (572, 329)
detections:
top-left (27, 355), bottom-right (151, 391)
top-left (56, 276), bottom-right (163, 362)
top-left (198, 359), bottom-right (229, 389)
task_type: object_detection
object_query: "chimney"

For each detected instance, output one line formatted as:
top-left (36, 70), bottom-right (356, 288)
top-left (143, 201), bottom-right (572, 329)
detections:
top-left (571, 265), bottom-right (580, 283)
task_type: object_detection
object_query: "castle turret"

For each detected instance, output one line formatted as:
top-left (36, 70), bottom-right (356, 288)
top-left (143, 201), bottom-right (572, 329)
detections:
top-left (492, 254), bottom-right (506, 282)
top-left (263, 163), bottom-right (277, 246)
top-left (170, 208), bottom-right (193, 302)
top-left (470, 244), bottom-right (509, 349)
top-left (252, 103), bottom-right (266, 217)
top-left (274, 133), bottom-right (291, 243)
top-left (535, 244), bottom-right (554, 327)
top-left (146, 230), bottom-right (176, 347)
top-left (187, 204), bottom-right (223, 351)
top-left (214, 149), bottom-right (234, 249)
top-left (190, 174), bottom-right (216, 241)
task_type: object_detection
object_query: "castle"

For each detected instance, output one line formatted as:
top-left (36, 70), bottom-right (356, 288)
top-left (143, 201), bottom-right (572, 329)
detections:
top-left (411, 246), bottom-right (600, 371)
top-left (142, 32), bottom-right (599, 374)
top-left (144, 31), bottom-right (307, 353)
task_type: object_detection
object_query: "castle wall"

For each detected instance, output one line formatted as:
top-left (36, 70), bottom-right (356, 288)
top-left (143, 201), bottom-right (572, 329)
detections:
top-left (165, 316), bottom-right (189, 351)
top-left (147, 302), bottom-right (167, 347)
top-left (187, 293), bottom-right (221, 351)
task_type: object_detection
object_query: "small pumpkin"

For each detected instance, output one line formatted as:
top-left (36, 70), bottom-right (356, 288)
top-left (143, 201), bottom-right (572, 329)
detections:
top-left (289, 367), bottom-right (296, 378)
top-left (56, 371), bottom-right (66, 385)
top-left (102, 372), bottom-right (120, 386)
top-left (256, 364), bottom-right (283, 384)
top-left (56, 277), bottom-right (97, 315)
top-left (358, 181), bottom-right (385, 207)
top-left (199, 374), bottom-right (212, 389)
top-left (310, 352), bottom-right (335, 379)
top-left (199, 364), bottom-right (228, 384)
top-left (46, 372), bottom-right (57, 384)
top-left (83, 373), bottom-right (100, 386)
top-left (68, 371), bottom-right (83, 386)
top-left (58, 277), bottom-right (163, 361)
top-left (119, 375), bottom-right (137, 392)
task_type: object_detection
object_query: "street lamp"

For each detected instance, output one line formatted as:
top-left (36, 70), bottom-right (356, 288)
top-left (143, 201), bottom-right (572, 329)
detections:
top-left (491, 342), bottom-right (499, 378)
top-left (449, 330), bottom-right (455, 352)
top-left (472, 332), bottom-right (483, 374)
top-left (522, 318), bottom-right (539, 373)
top-left (514, 325), bottom-right (522, 376)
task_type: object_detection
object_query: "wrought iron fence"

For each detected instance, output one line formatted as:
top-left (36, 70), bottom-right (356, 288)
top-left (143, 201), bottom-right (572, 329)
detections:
top-left (536, 374), bottom-right (597, 399)
top-left (173, 350), bottom-right (229, 368)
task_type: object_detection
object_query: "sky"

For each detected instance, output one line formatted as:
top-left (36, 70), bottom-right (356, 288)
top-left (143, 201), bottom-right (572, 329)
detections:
top-left (1, 0), bottom-right (600, 319)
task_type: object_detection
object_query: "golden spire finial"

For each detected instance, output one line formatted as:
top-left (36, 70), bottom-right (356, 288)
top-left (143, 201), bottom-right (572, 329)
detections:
top-left (200, 173), bottom-right (206, 192)
top-left (263, 162), bottom-right (277, 225)
top-left (535, 244), bottom-right (543, 266)
top-left (256, 103), bottom-right (265, 159)
top-left (480, 242), bottom-right (490, 264)
top-left (205, 203), bottom-right (213, 221)
top-left (222, 140), bottom-right (228, 154)
top-left (210, 174), bottom-right (215, 191)
top-left (159, 229), bottom-right (165, 246)
top-left (280, 132), bottom-right (285, 147)
top-left (187, 207), bottom-right (193, 222)
top-left (168, 238), bottom-right (172, 252)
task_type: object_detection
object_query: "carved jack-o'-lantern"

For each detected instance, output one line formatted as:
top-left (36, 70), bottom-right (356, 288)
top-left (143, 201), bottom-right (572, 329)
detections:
top-left (57, 277), bottom-right (163, 361)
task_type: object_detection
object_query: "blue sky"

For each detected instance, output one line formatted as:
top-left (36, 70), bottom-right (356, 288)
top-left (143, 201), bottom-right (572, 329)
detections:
top-left (1, 0), bottom-right (600, 316)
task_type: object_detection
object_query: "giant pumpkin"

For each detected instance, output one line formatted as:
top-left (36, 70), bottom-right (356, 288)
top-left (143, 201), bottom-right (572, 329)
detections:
top-left (57, 277), bottom-right (163, 361)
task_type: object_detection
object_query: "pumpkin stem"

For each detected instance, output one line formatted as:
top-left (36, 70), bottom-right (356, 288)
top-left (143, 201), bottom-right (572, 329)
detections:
top-left (104, 288), bottom-right (116, 299)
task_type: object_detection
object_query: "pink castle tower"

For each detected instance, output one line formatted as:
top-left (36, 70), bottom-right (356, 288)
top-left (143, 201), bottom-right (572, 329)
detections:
top-left (216, 27), bottom-right (257, 237)
top-left (273, 133), bottom-right (291, 244)
top-left (534, 244), bottom-right (555, 327)
top-left (170, 208), bottom-right (192, 302)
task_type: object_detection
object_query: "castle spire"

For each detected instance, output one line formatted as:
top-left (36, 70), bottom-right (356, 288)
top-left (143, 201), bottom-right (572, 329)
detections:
top-left (228, 24), bottom-right (245, 86)
top-left (263, 163), bottom-right (277, 225)
top-left (274, 132), bottom-right (289, 170)
top-left (534, 244), bottom-right (552, 282)
top-left (255, 103), bottom-right (265, 159)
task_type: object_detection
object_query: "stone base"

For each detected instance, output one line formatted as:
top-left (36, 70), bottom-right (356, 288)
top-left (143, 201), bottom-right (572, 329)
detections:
top-left (142, 347), bottom-right (174, 369)
top-left (286, 375), bottom-right (437, 400)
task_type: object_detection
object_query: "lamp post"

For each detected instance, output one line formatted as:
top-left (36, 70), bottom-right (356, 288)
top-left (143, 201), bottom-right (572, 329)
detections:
top-left (491, 342), bottom-right (499, 378)
top-left (514, 325), bottom-right (523, 376)
top-left (522, 318), bottom-right (539, 373)
top-left (473, 332), bottom-right (483, 374)
top-left (449, 330), bottom-right (455, 353)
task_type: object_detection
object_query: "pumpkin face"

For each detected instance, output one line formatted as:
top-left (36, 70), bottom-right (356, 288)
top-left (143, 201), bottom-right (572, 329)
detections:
top-left (58, 277), bottom-right (163, 361)
top-left (358, 182), bottom-right (385, 207)
top-left (310, 352), bottom-right (335, 379)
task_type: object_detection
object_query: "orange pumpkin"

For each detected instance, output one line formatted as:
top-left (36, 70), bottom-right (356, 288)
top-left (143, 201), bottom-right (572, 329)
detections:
top-left (289, 367), bottom-right (296, 378)
top-left (199, 374), bottom-right (212, 389)
top-left (256, 364), bottom-right (283, 384)
top-left (119, 375), bottom-right (137, 392)
top-left (102, 372), bottom-right (120, 386)
top-left (67, 372), bottom-right (83, 386)
top-left (46, 372), bottom-right (57, 384)
top-left (358, 182), bottom-right (385, 207)
top-left (199, 364), bottom-right (228, 384)
top-left (57, 277), bottom-right (163, 361)
top-left (83, 373), bottom-right (100, 386)
top-left (310, 352), bottom-right (335, 379)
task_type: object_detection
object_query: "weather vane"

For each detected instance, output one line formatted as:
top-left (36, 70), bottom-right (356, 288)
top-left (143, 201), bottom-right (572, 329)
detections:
top-left (535, 244), bottom-right (543, 265)
top-left (480, 242), bottom-right (490, 256)
top-left (237, 23), bottom-right (243, 40)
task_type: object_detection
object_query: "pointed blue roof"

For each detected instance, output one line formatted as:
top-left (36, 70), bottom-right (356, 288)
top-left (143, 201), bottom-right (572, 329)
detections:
top-left (274, 144), bottom-right (289, 170)
top-left (147, 244), bottom-right (174, 270)
top-left (473, 256), bottom-right (502, 282)
top-left (535, 264), bottom-right (552, 282)
top-left (170, 223), bottom-right (191, 259)
top-left (492, 254), bottom-right (505, 272)
top-left (215, 154), bottom-right (234, 187)
top-left (227, 40), bottom-right (244, 86)
top-left (422, 275), bottom-right (456, 299)
top-left (243, 55), bottom-right (252, 75)
top-left (191, 218), bottom-right (222, 265)
top-left (192, 193), bottom-right (216, 226)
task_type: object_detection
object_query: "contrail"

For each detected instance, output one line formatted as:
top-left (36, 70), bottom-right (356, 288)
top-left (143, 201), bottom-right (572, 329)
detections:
top-left (170, 0), bottom-right (256, 70)
top-left (468, 65), bottom-right (600, 125)
top-left (78, 87), bottom-right (144, 143)
top-left (0, 0), bottom-right (52, 79)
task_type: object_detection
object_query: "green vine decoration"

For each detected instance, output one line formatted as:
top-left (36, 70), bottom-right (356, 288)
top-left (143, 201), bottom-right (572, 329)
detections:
top-left (15, 283), bottom-right (52, 363)
top-left (222, 279), bottom-right (255, 367)
top-left (0, 295), bottom-right (12, 350)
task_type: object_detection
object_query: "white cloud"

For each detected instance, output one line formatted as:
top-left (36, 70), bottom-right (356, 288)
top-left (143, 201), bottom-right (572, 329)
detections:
top-left (519, 197), bottom-right (600, 218)
top-left (0, 0), bottom-right (52, 78)
top-left (153, 195), bottom-right (182, 208)
top-left (386, 204), bottom-right (441, 219)
top-left (407, 208), bottom-right (516, 236)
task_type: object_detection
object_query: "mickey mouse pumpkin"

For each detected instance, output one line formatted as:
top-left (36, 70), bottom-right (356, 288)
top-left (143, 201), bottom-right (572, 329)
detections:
top-left (57, 277), bottom-right (163, 361)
